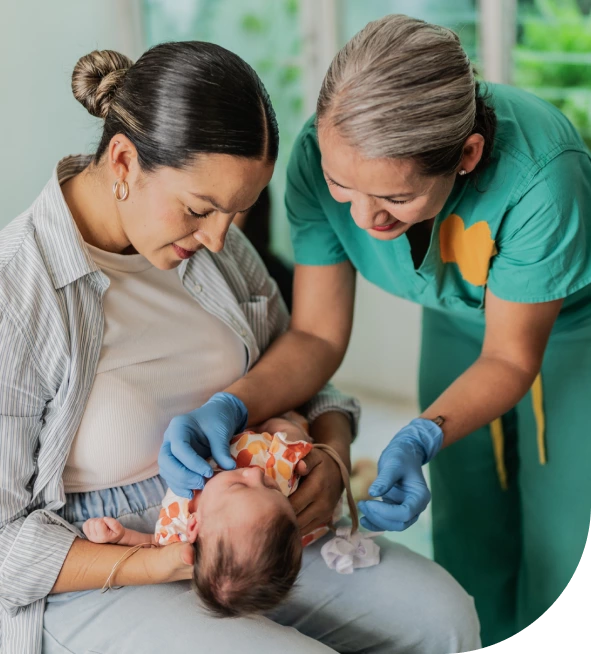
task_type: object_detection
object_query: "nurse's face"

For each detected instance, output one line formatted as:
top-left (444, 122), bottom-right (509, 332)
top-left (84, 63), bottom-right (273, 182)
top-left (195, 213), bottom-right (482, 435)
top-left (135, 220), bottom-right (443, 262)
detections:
top-left (318, 123), bottom-right (458, 241)
top-left (111, 138), bottom-right (274, 269)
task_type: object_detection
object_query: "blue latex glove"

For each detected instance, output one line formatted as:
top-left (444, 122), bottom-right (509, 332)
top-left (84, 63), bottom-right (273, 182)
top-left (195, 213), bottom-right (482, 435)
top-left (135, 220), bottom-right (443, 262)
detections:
top-left (358, 418), bottom-right (443, 532)
top-left (158, 392), bottom-right (248, 498)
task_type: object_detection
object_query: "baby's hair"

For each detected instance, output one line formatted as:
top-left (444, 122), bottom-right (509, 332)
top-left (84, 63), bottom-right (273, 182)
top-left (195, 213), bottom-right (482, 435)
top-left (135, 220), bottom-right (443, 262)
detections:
top-left (192, 510), bottom-right (302, 618)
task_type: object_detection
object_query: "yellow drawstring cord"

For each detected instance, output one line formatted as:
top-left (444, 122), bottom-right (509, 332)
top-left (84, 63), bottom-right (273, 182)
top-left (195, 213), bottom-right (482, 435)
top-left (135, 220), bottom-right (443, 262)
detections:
top-left (531, 373), bottom-right (547, 465)
top-left (490, 372), bottom-right (547, 490)
top-left (490, 417), bottom-right (508, 491)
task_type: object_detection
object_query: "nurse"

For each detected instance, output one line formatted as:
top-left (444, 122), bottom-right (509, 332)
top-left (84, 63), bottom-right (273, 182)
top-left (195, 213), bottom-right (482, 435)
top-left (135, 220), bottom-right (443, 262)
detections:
top-left (161, 14), bottom-right (591, 647)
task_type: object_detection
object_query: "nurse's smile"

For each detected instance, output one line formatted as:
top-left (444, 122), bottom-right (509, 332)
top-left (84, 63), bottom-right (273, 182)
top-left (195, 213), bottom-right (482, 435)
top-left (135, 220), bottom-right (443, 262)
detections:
top-left (371, 220), bottom-right (402, 232)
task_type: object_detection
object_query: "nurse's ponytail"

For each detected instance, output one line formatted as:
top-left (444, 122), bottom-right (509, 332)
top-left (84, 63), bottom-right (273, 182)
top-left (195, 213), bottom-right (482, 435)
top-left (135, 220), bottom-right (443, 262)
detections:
top-left (72, 42), bottom-right (279, 170)
top-left (317, 14), bottom-right (496, 178)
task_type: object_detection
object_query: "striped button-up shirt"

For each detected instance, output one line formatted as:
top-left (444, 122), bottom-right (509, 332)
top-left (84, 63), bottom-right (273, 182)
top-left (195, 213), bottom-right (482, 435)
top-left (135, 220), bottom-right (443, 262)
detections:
top-left (0, 156), bottom-right (360, 654)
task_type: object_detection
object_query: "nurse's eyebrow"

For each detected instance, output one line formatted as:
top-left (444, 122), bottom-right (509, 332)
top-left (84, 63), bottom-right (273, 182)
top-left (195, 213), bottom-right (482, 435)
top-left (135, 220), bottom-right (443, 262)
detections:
top-left (189, 193), bottom-right (258, 214)
top-left (322, 170), bottom-right (414, 199)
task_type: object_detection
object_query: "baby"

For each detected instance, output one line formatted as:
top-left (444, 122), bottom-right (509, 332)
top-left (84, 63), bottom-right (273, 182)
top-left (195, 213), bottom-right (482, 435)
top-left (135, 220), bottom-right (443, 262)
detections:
top-left (83, 412), bottom-right (328, 617)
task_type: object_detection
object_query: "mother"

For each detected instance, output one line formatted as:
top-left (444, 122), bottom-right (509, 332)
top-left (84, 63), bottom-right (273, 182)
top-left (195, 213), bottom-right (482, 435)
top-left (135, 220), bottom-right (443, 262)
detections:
top-left (0, 42), bottom-right (479, 654)
top-left (163, 15), bottom-right (591, 648)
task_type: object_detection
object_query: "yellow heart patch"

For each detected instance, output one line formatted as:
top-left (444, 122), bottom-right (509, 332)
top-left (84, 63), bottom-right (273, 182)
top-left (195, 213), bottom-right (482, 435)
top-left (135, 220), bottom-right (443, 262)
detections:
top-left (439, 214), bottom-right (496, 286)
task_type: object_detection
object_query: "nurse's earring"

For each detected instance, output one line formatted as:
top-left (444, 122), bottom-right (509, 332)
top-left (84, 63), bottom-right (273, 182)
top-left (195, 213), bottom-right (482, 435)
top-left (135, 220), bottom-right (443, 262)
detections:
top-left (458, 169), bottom-right (467, 176)
top-left (113, 179), bottom-right (129, 201)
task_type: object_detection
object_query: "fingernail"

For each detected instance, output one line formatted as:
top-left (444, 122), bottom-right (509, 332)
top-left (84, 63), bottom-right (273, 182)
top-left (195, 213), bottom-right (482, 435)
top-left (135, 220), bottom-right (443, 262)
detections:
top-left (369, 486), bottom-right (382, 497)
top-left (204, 468), bottom-right (213, 478)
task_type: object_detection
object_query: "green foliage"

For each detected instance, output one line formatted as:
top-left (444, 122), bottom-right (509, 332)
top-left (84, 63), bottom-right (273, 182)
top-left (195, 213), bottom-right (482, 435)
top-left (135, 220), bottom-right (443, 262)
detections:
top-left (241, 13), bottom-right (268, 34)
top-left (514, 0), bottom-right (591, 145)
top-left (278, 65), bottom-right (300, 86)
top-left (285, 0), bottom-right (298, 16)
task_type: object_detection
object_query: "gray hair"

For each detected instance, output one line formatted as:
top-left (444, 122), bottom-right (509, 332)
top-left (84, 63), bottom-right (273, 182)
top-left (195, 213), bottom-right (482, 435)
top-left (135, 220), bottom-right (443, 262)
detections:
top-left (317, 14), bottom-right (489, 176)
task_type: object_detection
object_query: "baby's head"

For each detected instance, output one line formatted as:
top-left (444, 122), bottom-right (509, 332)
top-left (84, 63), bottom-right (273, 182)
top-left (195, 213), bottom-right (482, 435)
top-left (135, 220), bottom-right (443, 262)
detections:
top-left (186, 466), bottom-right (302, 617)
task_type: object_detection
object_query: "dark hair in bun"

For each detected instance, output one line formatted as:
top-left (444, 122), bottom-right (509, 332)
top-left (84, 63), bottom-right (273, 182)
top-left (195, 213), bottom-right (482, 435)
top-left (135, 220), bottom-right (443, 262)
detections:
top-left (71, 43), bottom-right (279, 170)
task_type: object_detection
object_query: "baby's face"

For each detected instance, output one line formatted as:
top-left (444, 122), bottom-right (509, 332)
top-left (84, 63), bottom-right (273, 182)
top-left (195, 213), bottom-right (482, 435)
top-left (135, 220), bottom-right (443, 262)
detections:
top-left (194, 466), bottom-right (296, 549)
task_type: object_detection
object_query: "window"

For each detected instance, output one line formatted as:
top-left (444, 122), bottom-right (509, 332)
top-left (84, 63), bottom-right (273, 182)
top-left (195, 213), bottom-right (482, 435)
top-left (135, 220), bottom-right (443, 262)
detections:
top-left (341, 0), bottom-right (480, 67)
top-left (514, 0), bottom-right (591, 146)
top-left (141, 0), bottom-right (591, 257)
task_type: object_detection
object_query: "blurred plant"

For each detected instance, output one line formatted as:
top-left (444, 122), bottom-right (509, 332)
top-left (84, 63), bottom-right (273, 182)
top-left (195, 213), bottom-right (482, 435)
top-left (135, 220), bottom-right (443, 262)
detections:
top-left (514, 0), bottom-right (591, 145)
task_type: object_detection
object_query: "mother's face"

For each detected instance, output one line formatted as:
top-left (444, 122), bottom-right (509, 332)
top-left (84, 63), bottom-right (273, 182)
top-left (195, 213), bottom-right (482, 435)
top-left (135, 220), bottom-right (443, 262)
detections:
top-left (317, 123), bottom-right (457, 242)
top-left (118, 147), bottom-right (274, 270)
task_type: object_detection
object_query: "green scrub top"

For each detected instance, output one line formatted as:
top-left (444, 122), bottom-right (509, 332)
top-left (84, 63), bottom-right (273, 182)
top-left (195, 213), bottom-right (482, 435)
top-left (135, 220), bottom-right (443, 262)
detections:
top-left (286, 84), bottom-right (591, 327)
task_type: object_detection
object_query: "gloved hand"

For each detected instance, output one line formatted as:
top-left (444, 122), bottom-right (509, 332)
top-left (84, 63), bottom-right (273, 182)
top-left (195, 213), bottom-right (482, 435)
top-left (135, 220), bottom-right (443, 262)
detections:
top-left (358, 418), bottom-right (443, 532)
top-left (158, 392), bottom-right (248, 498)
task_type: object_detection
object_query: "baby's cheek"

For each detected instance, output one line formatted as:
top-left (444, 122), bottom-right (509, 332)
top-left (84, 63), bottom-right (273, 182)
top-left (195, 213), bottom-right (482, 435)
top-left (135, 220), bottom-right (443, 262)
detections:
top-left (198, 472), bottom-right (223, 501)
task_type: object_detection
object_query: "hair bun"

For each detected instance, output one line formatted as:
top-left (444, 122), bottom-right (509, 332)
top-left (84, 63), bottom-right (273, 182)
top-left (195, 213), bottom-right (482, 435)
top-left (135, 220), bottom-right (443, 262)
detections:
top-left (72, 50), bottom-right (134, 119)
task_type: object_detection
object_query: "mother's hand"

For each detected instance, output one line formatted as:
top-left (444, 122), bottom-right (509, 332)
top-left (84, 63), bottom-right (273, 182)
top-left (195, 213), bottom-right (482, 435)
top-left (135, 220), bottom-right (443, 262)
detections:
top-left (158, 392), bottom-right (248, 498)
top-left (147, 541), bottom-right (195, 583)
top-left (290, 448), bottom-right (345, 535)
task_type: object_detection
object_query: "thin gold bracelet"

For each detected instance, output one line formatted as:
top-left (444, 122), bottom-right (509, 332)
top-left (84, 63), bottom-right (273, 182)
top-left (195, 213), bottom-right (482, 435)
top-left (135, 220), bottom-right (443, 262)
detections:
top-left (101, 543), bottom-right (157, 593)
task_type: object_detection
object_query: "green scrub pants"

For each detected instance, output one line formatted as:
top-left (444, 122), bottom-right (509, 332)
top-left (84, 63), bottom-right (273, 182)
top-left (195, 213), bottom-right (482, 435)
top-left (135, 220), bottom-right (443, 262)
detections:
top-left (419, 307), bottom-right (591, 648)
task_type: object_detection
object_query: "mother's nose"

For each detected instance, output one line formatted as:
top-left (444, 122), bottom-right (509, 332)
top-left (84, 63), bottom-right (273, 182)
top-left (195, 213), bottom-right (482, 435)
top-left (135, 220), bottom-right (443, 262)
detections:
top-left (193, 215), bottom-right (234, 253)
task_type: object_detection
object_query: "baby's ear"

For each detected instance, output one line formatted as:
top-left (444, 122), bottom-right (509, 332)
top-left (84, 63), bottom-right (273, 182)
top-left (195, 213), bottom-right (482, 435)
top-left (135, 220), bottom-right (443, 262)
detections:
top-left (186, 515), bottom-right (199, 544)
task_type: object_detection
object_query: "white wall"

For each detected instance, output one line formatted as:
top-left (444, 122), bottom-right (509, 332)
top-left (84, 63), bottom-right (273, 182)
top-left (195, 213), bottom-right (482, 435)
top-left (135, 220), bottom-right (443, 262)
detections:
top-left (333, 274), bottom-right (421, 404)
top-left (0, 0), bottom-right (143, 227)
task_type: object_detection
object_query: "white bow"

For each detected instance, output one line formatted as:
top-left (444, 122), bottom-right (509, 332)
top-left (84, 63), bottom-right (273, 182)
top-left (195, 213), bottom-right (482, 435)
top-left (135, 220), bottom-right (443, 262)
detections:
top-left (320, 526), bottom-right (383, 574)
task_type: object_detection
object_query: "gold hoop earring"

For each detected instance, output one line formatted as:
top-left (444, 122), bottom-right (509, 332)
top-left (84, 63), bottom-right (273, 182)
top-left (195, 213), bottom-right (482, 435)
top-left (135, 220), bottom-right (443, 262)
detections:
top-left (113, 180), bottom-right (129, 201)
top-left (458, 169), bottom-right (468, 176)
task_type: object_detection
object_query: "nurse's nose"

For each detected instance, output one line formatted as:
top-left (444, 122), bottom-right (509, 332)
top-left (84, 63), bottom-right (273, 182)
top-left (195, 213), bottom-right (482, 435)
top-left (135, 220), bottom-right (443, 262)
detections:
top-left (349, 196), bottom-right (387, 230)
top-left (193, 215), bottom-right (233, 253)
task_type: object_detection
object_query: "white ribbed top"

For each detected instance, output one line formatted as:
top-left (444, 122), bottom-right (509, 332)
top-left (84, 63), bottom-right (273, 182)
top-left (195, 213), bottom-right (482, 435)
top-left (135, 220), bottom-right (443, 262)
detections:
top-left (63, 244), bottom-right (246, 492)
